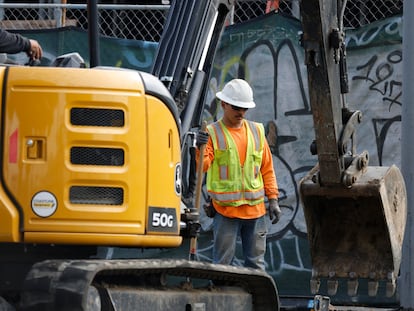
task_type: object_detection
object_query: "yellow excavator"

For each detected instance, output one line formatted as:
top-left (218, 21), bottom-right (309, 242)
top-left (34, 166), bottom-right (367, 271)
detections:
top-left (0, 1), bottom-right (280, 310)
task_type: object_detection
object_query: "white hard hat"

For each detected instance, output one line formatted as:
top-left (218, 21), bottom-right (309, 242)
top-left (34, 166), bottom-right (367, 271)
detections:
top-left (216, 79), bottom-right (256, 108)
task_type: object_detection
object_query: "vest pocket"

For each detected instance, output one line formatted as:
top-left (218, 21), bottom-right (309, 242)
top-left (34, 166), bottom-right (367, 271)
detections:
top-left (215, 149), bottom-right (232, 180)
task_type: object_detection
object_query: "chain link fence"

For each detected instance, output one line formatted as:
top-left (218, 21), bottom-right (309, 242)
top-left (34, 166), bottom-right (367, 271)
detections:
top-left (233, 0), bottom-right (403, 27)
top-left (0, 1), bottom-right (404, 42)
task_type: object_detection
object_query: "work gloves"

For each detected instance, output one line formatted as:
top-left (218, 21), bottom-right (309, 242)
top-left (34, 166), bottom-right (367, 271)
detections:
top-left (203, 198), bottom-right (216, 218)
top-left (268, 199), bottom-right (281, 224)
top-left (196, 130), bottom-right (209, 148)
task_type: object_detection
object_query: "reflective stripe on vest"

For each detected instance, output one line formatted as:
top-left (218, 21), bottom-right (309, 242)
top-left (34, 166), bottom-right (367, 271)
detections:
top-left (207, 120), bottom-right (265, 207)
top-left (210, 122), bottom-right (228, 180)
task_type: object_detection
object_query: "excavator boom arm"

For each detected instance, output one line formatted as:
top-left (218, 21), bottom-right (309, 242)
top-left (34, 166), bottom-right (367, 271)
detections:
top-left (300, 0), bottom-right (344, 186)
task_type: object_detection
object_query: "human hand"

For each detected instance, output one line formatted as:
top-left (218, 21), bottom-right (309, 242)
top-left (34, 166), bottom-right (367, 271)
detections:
top-left (27, 39), bottom-right (43, 60)
top-left (268, 199), bottom-right (281, 224)
top-left (196, 130), bottom-right (209, 148)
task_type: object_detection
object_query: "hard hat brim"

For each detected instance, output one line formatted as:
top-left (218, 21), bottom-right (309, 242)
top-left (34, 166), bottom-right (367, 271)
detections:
top-left (216, 91), bottom-right (256, 108)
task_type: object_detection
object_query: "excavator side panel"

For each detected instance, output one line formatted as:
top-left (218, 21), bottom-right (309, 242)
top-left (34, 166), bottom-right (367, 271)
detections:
top-left (0, 66), bottom-right (182, 247)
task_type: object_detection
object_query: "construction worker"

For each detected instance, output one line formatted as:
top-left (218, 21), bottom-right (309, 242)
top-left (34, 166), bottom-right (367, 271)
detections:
top-left (196, 78), bottom-right (280, 270)
top-left (0, 28), bottom-right (42, 60)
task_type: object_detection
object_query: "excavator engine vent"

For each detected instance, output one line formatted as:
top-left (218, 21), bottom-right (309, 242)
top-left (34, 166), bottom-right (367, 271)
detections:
top-left (69, 107), bottom-right (126, 205)
top-left (69, 186), bottom-right (124, 205)
top-left (70, 147), bottom-right (124, 166)
top-left (70, 107), bottom-right (125, 127)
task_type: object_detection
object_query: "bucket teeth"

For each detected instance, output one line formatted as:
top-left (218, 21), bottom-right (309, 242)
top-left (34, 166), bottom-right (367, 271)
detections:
top-left (309, 271), bottom-right (398, 297)
top-left (310, 269), bottom-right (320, 294)
top-left (386, 272), bottom-right (396, 297)
top-left (347, 278), bottom-right (358, 296)
top-left (327, 279), bottom-right (338, 296)
top-left (386, 280), bottom-right (396, 298)
top-left (368, 280), bottom-right (379, 296)
top-left (310, 278), bottom-right (321, 294)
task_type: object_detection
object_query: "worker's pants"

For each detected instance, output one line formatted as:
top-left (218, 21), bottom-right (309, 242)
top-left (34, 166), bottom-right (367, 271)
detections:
top-left (212, 213), bottom-right (267, 270)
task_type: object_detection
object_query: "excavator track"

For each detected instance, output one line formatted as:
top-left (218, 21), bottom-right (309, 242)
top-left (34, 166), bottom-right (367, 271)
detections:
top-left (20, 259), bottom-right (279, 311)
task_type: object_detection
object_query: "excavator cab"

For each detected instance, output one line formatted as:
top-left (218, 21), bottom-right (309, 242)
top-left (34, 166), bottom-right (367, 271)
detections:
top-left (299, 0), bottom-right (406, 298)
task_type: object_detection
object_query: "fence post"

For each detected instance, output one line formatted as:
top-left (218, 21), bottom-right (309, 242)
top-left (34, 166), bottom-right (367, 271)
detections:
top-left (54, 0), bottom-right (62, 27)
top-left (0, 0), bottom-right (3, 20)
top-left (61, 0), bottom-right (67, 26)
top-left (291, 0), bottom-right (300, 19)
top-left (88, 0), bottom-right (100, 67)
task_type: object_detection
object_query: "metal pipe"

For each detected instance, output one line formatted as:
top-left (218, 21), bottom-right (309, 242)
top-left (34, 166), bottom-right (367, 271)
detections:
top-left (0, 3), bottom-right (170, 10)
top-left (87, 0), bottom-right (100, 67)
top-left (400, 0), bottom-right (414, 307)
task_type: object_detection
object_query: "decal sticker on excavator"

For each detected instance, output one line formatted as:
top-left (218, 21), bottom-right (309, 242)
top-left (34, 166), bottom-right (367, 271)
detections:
top-left (31, 191), bottom-right (57, 217)
top-left (175, 163), bottom-right (182, 196)
top-left (148, 207), bottom-right (178, 233)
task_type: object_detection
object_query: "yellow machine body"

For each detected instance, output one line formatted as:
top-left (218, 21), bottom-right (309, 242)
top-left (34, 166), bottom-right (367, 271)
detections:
top-left (0, 66), bottom-right (182, 247)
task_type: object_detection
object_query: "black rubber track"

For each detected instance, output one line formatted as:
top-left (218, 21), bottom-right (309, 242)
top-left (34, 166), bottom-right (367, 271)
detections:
top-left (19, 259), bottom-right (279, 311)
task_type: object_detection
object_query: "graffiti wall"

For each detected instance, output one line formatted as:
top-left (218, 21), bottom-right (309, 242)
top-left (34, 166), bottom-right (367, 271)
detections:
top-left (8, 27), bottom-right (158, 71)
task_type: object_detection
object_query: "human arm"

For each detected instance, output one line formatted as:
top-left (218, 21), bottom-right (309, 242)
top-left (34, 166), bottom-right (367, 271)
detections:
top-left (0, 29), bottom-right (42, 59)
top-left (261, 139), bottom-right (279, 199)
top-left (261, 140), bottom-right (281, 223)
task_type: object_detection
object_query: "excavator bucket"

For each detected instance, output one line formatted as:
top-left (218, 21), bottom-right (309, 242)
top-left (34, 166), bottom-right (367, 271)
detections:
top-left (300, 165), bottom-right (406, 297)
